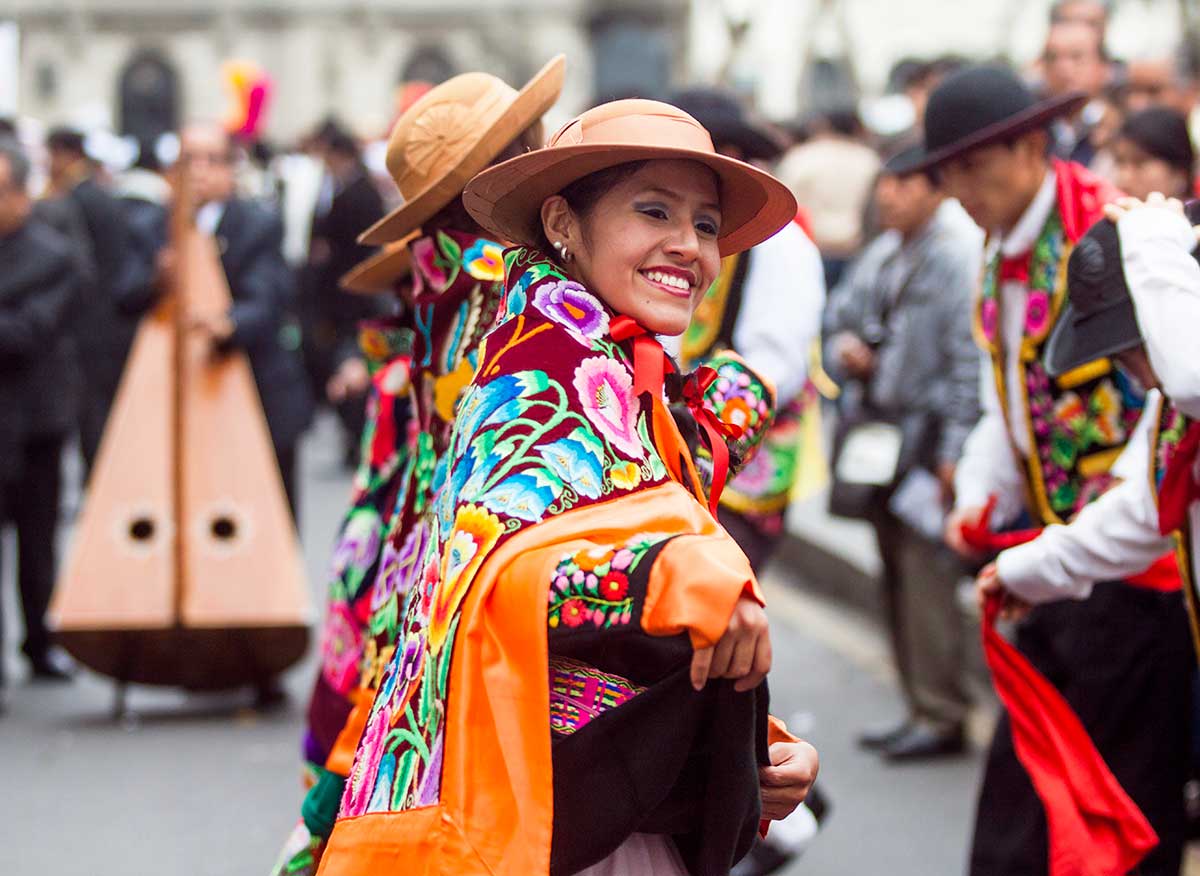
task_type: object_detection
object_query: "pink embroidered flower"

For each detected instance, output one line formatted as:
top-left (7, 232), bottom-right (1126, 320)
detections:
top-left (1025, 290), bottom-right (1051, 336)
top-left (411, 236), bottom-right (446, 291)
top-left (573, 356), bottom-right (642, 457)
top-left (534, 280), bottom-right (610, 340)
top-left (319, 602), bottom-right (363, 694)
top-left (611, 548), bottom-right (635, 571)
top-left (980, 298), bottom-right (999, 343)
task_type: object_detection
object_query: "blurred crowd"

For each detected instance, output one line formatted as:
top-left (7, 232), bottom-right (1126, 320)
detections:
top-left (0, 0), bottom-right (1196, 768)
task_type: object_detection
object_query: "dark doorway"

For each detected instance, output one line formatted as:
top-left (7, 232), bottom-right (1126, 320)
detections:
top-left (118, 50), bottom-right (180, 153)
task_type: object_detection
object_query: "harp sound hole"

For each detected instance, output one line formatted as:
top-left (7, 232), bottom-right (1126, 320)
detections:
top-left (129, 518), bottom-right (155, 541)
top-left (211, 517), bottom-right (237, 540)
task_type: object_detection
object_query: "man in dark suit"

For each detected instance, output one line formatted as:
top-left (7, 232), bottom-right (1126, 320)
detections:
top-left (44, 127), bottom-right (148, 474)
top-left (0, 138), bottom-right (81, 693)
top-left (141, 123), bottom-right (313, 521)
top-left (301, 124), bottom-right (386, 463)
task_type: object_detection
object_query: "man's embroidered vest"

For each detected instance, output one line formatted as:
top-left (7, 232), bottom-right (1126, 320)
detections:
top-left (1150, 403), bottom-right (1200, 658)
top-left (975, 163), bottom-right (1139, 526)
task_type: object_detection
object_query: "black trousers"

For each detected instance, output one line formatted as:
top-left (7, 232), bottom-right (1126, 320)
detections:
top-left (0, 435), bottom-right (66, 675)
top-left (970, 581), bottom-right (1194, 876)
top-left (276, 443), bottom-right (299, 528)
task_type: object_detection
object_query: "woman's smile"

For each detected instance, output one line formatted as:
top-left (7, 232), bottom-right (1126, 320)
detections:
top-left (639, 266), bottom-right (696, 299)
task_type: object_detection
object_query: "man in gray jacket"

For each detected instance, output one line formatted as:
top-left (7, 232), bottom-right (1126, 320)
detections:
top-left (824, 145), bottom-right (982, 761)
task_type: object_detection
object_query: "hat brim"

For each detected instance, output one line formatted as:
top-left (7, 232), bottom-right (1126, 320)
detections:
top-left (359, 55), bottom-right (566, 245)
top-left (1043, 298), bottom-right (1142, 377)
top-left (339, 235), bottom-right (417, 294)
top-left (909, 91), bottom-right (1089, 174)
top-left (462, 143), bottom-right (798, 257)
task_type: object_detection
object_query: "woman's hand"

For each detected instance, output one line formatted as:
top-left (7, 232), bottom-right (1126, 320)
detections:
top-left (690, 595), bottom-right (771, 692)
top-left (759, 740), bottom-right (820, 821)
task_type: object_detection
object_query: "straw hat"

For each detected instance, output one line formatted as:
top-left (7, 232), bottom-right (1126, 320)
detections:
top-left (358, 56), bottom-right (566, 245)
top-left (339, 233), bottom-right (418, 294)
top-left (461, 99), bottom-right (797, 256)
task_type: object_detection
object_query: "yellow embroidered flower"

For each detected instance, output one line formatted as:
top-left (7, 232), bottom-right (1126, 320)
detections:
top-left (464, 239), bottom-right (506, 282)
top-left (429, 504), bottom-right (503, 651)
top-left (1091, 381), bottom-right (1121, 444)
top-left (609, 461), bottom-right (642, 490)
top-left (433, 358), bottom-right (477, 421)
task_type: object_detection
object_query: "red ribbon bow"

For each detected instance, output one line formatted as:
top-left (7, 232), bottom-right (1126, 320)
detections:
top-left (998, 252), bottom-right (1031, 285)
top-left (1158, 421), bottom-right (1200, 536)
top-left (610, 315), bottom-right (740, 516)
top-left (682, 365), bottom-right (745, 516)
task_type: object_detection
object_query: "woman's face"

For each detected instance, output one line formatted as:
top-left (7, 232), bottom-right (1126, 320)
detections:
top-left (544, 159), bottom-right (722, 336)
top-left (1113, 137), bottom-right (1190, 201)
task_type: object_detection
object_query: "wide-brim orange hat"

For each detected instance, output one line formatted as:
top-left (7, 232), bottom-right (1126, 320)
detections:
top-left (339, 233), bottom-right (418, 294)
top-left (359, 56), bottom-right (566, 245)
top-left (461, 98), bottom-right (798, 256)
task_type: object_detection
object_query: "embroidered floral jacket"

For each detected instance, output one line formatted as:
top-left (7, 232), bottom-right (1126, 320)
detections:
top-left (304, 318), bottom-right (413, 769)
top-left (318, 249), bottom-right (781, 876)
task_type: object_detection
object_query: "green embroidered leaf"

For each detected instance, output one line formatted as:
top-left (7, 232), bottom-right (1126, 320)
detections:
top-left (514, 369), bottom-right (553, 395)
top-left (392, 748), bottom-right (418, 810)
top-left (637, 414), bottom-right (668, 479)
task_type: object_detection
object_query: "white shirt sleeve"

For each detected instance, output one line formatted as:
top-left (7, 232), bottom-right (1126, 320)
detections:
top-left (731, 222), bottom-right (826, 405)
top-left (1118, 207), bottom-right (1200, 419)
top-left (995, 393), bottom-right (1175, 603)
top-left (953, 352), bottom-right (1027, 525)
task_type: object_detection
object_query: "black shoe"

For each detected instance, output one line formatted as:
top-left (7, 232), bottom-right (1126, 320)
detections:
top-left (856, 720), bottom-right (912, 751)
top-left (27, 650), bottom-right (75, 683)
top-left (882, 724), bottom-right (965, 762)
top-left (254, 678), bottom-right (288, 711)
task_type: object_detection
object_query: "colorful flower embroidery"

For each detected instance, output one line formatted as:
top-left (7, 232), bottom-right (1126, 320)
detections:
top-left (410, 236), bottom-right (446, 291)
top-left (533, 280), bottom-right (610, 341)
top-left (538, 429), bottom-right (607, 500)
top-left (1025, 289), bottom-right (1052, 336)
top-left (463, 239), bottom-right (505, 282)
top-left (574, 356), bottom-right (642, 458)
top-left (979, 298), bottom-right (999, 345)
top-left (320, 602), bottom-right (366, 694)
top-left (547, 531), bottom-right (670, 631)
top-left (429, 504), bottom-right (503, 651)
top-left (609, 461), bottom-right (641, 490)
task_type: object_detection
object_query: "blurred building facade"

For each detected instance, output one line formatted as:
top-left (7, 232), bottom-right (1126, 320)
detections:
top-left (2, 0), bottom-right (1190, 143)
top-left (5, 0), bottom-right (686, 144)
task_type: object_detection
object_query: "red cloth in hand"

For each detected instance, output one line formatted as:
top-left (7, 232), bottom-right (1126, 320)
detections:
top-left (982, 595), bottom-right (1158, 875)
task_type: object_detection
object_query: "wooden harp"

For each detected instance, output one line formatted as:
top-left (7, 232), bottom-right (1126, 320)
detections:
top-left (51, 175), bottom-right (311, 690)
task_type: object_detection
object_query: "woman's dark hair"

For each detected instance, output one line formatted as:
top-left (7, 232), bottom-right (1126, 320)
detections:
top-left (534, 160), bottom-right (649, 259)
top-left (1117, 106), bottom-right (1196, 190)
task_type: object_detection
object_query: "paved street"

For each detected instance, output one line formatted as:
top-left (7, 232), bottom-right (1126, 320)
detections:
top-left (2, 414), bottom-right (986, 876)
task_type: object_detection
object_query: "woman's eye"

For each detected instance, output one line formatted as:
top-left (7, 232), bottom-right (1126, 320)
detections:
top-left (639, 206), bottom-right (668, 220)
top-left (696, 220), bottom-right (719, 236)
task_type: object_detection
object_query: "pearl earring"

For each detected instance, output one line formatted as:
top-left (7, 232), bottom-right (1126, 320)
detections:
top-left (553, 239), bottom-right (570, 262)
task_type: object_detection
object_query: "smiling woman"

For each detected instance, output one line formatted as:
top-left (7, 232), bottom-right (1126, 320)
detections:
top-left (316, 100), bottom-right (806, 876)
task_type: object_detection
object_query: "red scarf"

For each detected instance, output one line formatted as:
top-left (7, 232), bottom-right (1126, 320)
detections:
top-left (982, 595), bottom-right (1158, 875)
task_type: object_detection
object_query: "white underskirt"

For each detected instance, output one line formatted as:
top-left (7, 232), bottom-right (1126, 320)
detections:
top-left (571, 833), bottom-right (689, 876)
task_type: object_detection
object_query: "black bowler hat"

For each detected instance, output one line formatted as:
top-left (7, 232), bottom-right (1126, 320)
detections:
top-left (910, 65), bottom-right (1087, 172)
top-left (668, 87), bottom-right (789, 162)
top-left (1044, 220), bottom-right (1140, 376)
top-left (1046, 200), bottom-right (1200, 376)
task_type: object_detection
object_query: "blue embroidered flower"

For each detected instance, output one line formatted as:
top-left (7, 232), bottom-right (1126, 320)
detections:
top-left (538, 427), bottom-right (607, 499)
top-left (480, 470), bottom-right (562, 521)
